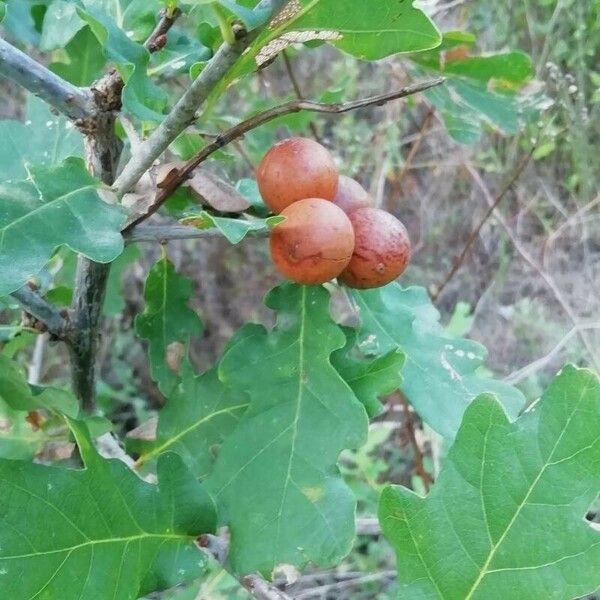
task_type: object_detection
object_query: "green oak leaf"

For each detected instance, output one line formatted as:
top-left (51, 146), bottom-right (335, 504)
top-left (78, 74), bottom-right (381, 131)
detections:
top-left (0, 157), bottom-right (125, 297)
top-left (1, 0), bottom-right (48, 46)
top-left (0, 418), bottom-right (216, 599)
top-left (103, 243), bottom-right (141, 316)
top-left (349, 283), bottom-right (524, 439)
top-left (206, 284), bottom-right (369, 575)
top-left (409, 32), bottom-right (546, 144)
top-left (412, 31), bottom-right (533, 85)
top-left (148, 28), bottom-right (212, 78)
top-left (332, 326), bottom-right (405, 418)
top-left (380, 365), bottom-right (600, 600)
top-left (0, 353), bottom-right (78, 416)
top-left (76, 0), bottom-right (168, 121)
top-left (287, 0), bottom-right (441, 60)
top-left (40, 0), bottom-right (85, 51)
top-left (180, 211), bottom-right (283, 244)
top-left (201, 0), bottom-right (441, 123)
top-left (135, 254), bottom-right (204, 396)
top-left (132, 357), bottom-right (249, 477)
top-left (50, 26), bottom-right (107, 86)
top-left (0, 398), bottom-right (49, 460)
top-left (0, 326), bottom-right (21, 342)
top-left (0, 94), bottom-right (83, 181)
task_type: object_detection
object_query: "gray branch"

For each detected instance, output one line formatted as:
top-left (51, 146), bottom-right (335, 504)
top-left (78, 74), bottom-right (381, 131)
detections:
top-left (198, 534), bottom-right (292, 600)
top-left (113, 0), bottom-right (289, 198)
top-left (126, 223), bottom-right (268, 243)
top-left (0, 37), bottom-right (93, 120)
top-left (10, 286), bottom-right (72, 340)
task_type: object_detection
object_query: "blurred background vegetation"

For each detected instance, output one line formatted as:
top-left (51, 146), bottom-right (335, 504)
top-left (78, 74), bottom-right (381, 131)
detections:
top-left (1, 0), bottom-right (599, 597)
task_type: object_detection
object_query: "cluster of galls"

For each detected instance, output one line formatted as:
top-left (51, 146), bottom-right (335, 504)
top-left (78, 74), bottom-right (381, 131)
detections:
top-left (257, 137), bottom-right (411, 289)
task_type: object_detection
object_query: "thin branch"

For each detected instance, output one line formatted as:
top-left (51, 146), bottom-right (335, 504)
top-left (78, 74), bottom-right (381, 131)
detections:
top-left (123, 78), bottom-right (445, 229)
top-left (542, 194), bottom-right (600, 270)
top-left (197, 534), bottom-right (292, 600)
top-left (294, 570), bottom-right (396, 599)
top-left (242, 575), bottom-right (292, 600)
top-left (68, 7), bottom-right (183, 412)
top-left (113, 0), bottom-right (290, 198)
top-left (10, 286), bottom-right (72, 341)
top-left (431, 148), bottom-right (534, 302)
top-left (126, 223), bottom-right (269, 243)
top-left (144, 7), bottom-right (183, 52)
top-left (0, 37), bottom-right (94, 120)
top-left (397, 108), bottom-right (434, 191)
top-left (505, 323), bottom-right (600, 384)
top-left (399, 395), bottom-right (433, 492)
top-left (282, 50), bottom-right (322, 142)
top-left (28, 333), bottom-right (47, 385)
top-left (355, 517), bottom-right (382, 536)
top-left (465, 163), bottom-right (600, 372)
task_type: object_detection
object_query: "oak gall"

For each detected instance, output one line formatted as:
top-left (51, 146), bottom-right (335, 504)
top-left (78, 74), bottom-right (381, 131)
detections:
top-left (257, 137), bottom-right (338, 214)
top-left (332, 175), bottom-right (371, 214)
top-left (270, 198), bottom-right (355, 285)
top-left (339, 208), bottom-right (411, 289)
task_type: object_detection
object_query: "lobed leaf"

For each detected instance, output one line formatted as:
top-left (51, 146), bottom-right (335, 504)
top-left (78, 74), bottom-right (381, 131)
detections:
top-left (332, 326), bottom-right (405, 418)
top-left (135, 254), bottom-right (204, 396)
top-left (0, 95), bottom-right (83, 181)
top-left (206, 284), bottom-right (369, 575)
top-left (132, 357), bottom-right (249, 478)
top-left (287, 0), bottom-right (441, 60)
top-left (77, 0), bottom-right (168, 120)
top-left (409, 32), bottom-right (546, 144)
top-left (0, 354), bottom-right (79, 416)
top-left (0, 158), bottom-right (125, 297)
top-left (0, 398), bottom-right (51, 461)
top-left (0, 418), bottom-right (217, 599)
top-left (380, 365), bottom-right (600, 599)
top-left (348, 283), bottom-right (525, 439)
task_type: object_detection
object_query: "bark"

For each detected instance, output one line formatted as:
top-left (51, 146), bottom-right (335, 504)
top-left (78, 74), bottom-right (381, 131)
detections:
top-left (70, 90), bottom-right (123, 411)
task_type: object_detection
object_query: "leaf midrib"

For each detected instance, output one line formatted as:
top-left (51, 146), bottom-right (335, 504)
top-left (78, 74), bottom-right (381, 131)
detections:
top-left (463, 382), bottom-right (592, 599)
top-left (274, 285), bottom-right (307, 557)
top-left (0, 184), bottom-right (97, 251)
top-left (0, 531), bottom-right (192, 561)
top-left (138, 402), bottom-right (249, 464)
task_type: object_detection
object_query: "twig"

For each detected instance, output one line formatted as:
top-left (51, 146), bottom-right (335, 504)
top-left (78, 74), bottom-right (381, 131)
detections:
top-left (397, 108), bottom-right (434, 192)
top-left (0, 37), bottom-right (93, 120)
top-left (399, 395), bottom-right (433, 492)
top-left (282, 50), bottom-right (322, 142)
top-left (465, 163), bottom-right (600, 372)
top-left (431, 148), bottom-right (534, 302)
top-left (242, 575), bottom-right (292, 600)
top-left (197, 534), bottom-right (292, 600)
top-left (120, 116), bottom-right (143, 151)
top-left (355, 517), bottom-right (381, 536)
top-left (505, 323), bottom-right (600, 384)
top-left (28, 333), bottom-right (47, 385)
top-left (68, 7), bottom-right (183, 412)
top-left (144, 7), bottom-right (183, 52)
top-left (113, 0), bottom-right (290, 198)
top-left (542, 195), bottom-right (600, 270)
top-left (126, 223), bottom-right (269, 243)
top-left (294, 570), bottom-right (396, 599)
top-left (123, 78), bottom-right (445, 229)
top-left (10, 286), bottom-right (72, 341)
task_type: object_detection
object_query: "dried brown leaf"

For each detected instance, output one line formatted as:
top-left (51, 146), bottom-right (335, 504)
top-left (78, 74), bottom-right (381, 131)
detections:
top-left (185, 169), bottom-right (250, 213)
